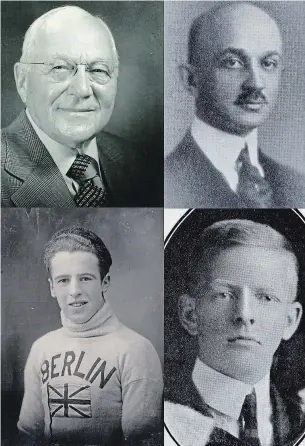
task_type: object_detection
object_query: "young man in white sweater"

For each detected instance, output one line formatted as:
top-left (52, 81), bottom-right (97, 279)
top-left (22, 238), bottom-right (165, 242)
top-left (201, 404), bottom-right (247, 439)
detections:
top-left (18, 227), bottom-right (163, 445)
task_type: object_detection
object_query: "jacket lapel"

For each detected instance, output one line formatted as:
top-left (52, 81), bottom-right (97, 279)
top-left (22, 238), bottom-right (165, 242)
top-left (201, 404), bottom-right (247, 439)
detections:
top-left (171, 131), bottom-right (246, 208)
top-left (4, 111), bottom-right (75, 207)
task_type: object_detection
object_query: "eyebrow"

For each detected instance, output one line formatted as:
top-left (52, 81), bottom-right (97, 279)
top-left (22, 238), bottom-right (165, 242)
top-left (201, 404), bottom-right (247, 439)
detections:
top-left (54, 273), bottom-right (97, 280)
top-left (216, 47), bottom-right (282, 60)
top-left (210, 280), bottom-right (281, 295)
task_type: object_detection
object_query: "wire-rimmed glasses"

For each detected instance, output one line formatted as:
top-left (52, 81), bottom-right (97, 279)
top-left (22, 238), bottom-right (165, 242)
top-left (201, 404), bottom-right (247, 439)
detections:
top-left (20, 59), bottom-right (115, 85)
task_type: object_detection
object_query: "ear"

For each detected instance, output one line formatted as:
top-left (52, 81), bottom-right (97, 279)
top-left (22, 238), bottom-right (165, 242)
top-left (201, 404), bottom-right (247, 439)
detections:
top-left (14, 62), bottom-right (28, 104)
top-left (48, 278), bottom-right (56, 299)
top-left (101, 273), bottom-right (111, 294)
top-left (178, 293), bottom-right (198, 336)
top-left (178, 64), bottom-right (198, 97)
top-left (282, 301), bottom-right (303, 340)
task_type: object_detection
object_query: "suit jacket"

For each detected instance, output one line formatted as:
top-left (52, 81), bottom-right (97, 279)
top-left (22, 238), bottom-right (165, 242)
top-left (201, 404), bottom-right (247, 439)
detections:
top-left (1, 111), bottom-right (149, 207)
top-left (165, 131), bottom-right (305, 208)
top-left (165, 368), bottom-right (305, 446)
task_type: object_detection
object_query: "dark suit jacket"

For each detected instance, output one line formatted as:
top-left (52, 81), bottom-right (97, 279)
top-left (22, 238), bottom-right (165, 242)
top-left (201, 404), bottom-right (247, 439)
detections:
top-left (1, 111), bottom-right (150, 207)
top-left (165, 367), bottom-right (305, 446)
top-left (165, 131), bottom-right (305, 208)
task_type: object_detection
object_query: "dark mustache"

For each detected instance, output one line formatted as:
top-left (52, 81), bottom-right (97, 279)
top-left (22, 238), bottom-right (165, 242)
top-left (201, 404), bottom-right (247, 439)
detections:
top-left (235, 89), bottom-right (267, 105)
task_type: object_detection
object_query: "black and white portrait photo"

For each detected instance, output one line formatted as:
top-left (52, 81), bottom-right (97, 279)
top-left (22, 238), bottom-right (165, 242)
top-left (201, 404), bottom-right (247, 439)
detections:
top-left (164, 209), bottom-right (305, 446)
top-left (164, 2), bottom-right (305, 208)
top-left (1, 2), bottom-right (164, 208)
top-left (2, 208), bottom-right (164, 445)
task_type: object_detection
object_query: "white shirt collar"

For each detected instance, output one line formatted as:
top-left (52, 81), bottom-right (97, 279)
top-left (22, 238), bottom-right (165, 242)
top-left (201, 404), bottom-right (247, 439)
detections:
top-left (191, 117), bottom-right (263, 192)
top-left (26, 109), bottom-right (100, 195)
top-left (192, 357), bottom-right (271, 420)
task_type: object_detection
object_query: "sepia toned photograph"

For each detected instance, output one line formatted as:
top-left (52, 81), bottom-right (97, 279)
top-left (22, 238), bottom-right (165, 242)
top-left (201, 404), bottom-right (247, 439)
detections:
top-left (164, 209), bottom-right (305, 446)
top-left (1, 1), bottom-right (164, 208)
top-left (164, 1), bottom-right (305, 208)
top-left (2, 208), bottom-right (164, 445)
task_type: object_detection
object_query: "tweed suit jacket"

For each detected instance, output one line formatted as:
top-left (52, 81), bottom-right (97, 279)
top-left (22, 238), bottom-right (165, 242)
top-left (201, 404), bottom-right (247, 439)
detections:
top-left (1, 111), bottom-right (147, 207)
top-left (165, 130), bottom-right (305, 208)
top-left (165, 367), bottom-right (305, 446)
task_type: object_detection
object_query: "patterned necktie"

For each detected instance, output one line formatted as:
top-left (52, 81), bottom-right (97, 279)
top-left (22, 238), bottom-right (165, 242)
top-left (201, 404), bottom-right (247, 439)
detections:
top-left (236, 145), bottom-right (273, 207)
top-left (67, 154), bottom-right (107, 207)
top-left (239, 391), bottom-right (262, 446)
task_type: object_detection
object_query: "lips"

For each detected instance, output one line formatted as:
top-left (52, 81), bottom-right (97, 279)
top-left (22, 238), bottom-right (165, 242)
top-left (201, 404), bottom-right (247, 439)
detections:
top-left (69, 301), bottom-right (88, 307)
top-left (228, 335), bottom-right (261, 345)
top-left (59, 108), bottom-right (97, 112)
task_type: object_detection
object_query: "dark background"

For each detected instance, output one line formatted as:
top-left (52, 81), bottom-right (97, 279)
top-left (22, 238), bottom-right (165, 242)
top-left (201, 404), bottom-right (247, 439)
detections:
top-left (165, 209), bottom-right (305, 402)
top-left (1, 1), bottom-right (164, 205)
top-left (1, 208), bottom-right (164, 444)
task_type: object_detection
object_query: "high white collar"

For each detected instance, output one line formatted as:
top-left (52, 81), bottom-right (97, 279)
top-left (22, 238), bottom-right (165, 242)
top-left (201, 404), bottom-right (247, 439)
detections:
top-left (192, 357), bottom-right (271, 420)
top-left (191, 117), bottom-right (263, 191)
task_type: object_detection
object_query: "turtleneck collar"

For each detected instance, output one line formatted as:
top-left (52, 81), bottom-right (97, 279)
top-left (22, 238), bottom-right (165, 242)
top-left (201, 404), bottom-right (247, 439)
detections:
top-left (61, 300), bottom-right (122, 338)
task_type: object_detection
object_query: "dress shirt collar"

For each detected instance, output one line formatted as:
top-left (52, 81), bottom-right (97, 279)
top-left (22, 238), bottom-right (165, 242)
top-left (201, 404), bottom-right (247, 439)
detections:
top-left (191, 117), bottom-right (263, 191)
top-left (192, 357), bottom-right (271, 420)
top-left (26, 109), bottom-right (100, 193)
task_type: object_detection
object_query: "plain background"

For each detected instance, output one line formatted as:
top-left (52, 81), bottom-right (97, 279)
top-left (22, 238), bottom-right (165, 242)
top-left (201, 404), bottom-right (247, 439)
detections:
top-left (164, 1), bottom-right (305, 174)
top-left (1, 208), bottom-right (163, 443)
top-left (1, 1), bottom-right (164, 205)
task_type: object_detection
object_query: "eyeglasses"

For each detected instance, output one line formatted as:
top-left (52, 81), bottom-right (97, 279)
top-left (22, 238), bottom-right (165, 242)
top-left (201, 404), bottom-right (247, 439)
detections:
top-left (20, 59), bottom-right (115, 85)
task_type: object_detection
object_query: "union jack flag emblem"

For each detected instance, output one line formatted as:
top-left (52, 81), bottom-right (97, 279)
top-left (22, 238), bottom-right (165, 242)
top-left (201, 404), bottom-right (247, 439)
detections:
top-left (48, 383), bottom-right (92, 418)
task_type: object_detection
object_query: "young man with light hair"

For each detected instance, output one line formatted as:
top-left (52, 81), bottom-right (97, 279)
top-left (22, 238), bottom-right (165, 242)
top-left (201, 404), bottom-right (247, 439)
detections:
top-left (165, 218), bottom-right (305, 446)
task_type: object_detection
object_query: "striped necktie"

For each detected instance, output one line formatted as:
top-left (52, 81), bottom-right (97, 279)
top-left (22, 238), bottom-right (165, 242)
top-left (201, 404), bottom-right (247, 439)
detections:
top-left (67, 154), bottom-right (107, 207)
top-left (236, 145), bottom-right (273, 208)
top-left (239, 390), bottom-right (262, 446)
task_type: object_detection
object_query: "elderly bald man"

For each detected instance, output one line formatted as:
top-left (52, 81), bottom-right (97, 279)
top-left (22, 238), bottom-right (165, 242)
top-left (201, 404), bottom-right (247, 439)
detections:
top-left (2, 6), bottom-right (147, 207)
top-left (165, 2), bottom-right (305, 208)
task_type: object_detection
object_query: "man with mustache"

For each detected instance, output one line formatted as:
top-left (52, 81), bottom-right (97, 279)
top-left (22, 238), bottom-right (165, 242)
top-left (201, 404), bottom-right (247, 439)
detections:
top-left (165, 3), bottom-right (305, 208)
top-left (1, 6), bottom-right (150, 207)
top-left (165, 218), bottom-right (305, 445)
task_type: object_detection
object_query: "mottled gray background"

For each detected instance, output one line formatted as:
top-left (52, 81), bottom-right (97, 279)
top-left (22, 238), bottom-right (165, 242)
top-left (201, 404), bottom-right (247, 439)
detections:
top-left (1, 208), bottom-right (163, 443)
top-left (164, 1), bottom-right (305, 174)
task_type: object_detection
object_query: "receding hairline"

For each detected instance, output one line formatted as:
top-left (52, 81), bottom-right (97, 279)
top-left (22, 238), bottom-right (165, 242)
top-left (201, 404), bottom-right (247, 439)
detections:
top-left (20, 6), bottom-right (119, 66)
top-left (188, 2), bottom-right (282, 65)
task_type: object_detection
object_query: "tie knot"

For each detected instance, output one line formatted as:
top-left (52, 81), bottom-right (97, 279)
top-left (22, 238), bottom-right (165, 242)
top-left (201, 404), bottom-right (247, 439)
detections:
top-left (67, 154), bottom-right (99, 183)
top-left (242, 390), bottom-right (258, 420)
top-left (237, 144), bottom-right (252, 171)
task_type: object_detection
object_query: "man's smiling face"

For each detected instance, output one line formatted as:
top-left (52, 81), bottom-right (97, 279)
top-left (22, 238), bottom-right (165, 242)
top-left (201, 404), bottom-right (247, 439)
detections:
top-left (49, 250), bottom-right (108, 324)
top-left (15, 9), bottom-right (118, 148)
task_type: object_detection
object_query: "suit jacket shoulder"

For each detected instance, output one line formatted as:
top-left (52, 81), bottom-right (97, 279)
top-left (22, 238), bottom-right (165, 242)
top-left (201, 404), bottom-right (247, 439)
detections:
top-left (1, 111), bottom-right (75, 207)
top-left (165, 131), bottom-right (305, 208)
top-left (260, 151), bottom-right (305, 208)
top-left (1, 111), bottom-right (154, 207)
top-left (165, 131), bottom-right (244, 208)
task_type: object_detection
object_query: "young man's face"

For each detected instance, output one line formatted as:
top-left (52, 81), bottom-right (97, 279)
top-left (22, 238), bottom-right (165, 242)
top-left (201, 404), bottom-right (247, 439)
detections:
top-left (182, 245), bottom-right (302, 384)
top-left (49, 250), bottom-right (109, 324)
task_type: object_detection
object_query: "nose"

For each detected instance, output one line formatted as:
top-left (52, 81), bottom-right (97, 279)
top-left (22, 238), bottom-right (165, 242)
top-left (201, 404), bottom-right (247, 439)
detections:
top-left (243, 61), bottom-right (265, 91)
top-left (232, 287), bottom-right (255, 326)
top-left (67, 65), bottom-right (92, 98)
top-left (68, 277), bottom-right (82, 297)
